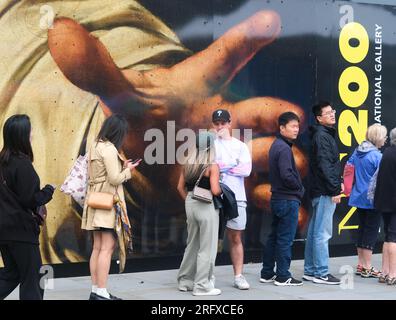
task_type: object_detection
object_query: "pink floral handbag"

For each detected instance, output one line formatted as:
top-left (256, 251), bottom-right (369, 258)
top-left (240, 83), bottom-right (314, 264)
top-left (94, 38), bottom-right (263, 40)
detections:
top-left (60, 154), bottom-right (88, 207)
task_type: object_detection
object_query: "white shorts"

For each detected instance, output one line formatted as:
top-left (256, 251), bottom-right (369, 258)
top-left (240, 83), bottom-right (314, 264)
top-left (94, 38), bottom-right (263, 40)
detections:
top-left (226, 201), bottom-right (247, 231)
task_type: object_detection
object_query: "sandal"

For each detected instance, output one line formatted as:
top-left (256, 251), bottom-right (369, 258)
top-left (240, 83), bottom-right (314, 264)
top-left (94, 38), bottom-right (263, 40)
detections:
top-left (379, 274), bottom-right (389, 283)
top-left (386, 276), bottom-right (396, 285)
top-left (356, 264), bottom-right (363, 275)
top-left (361, 267), bottom-right (381, 278)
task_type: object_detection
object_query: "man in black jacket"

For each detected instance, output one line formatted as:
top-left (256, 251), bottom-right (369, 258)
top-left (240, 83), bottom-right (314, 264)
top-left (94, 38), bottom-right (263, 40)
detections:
top-left (260, 112), bottom-right (304, 286)
top-left (303, 101), bottom-right (343, 285)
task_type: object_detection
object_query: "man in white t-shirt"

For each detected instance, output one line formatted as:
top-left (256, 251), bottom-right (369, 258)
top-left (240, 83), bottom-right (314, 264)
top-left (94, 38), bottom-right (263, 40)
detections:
top-left (212, 109), bottom-right (252, 290)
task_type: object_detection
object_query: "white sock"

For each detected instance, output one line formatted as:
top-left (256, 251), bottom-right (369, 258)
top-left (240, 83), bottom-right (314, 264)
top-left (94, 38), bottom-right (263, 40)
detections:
top-left (92, 285), bottom-right (98, 293)
top-left (96, 288), bottom-right (110, 299)
top-left (235, 274), bottom-right (242, 279)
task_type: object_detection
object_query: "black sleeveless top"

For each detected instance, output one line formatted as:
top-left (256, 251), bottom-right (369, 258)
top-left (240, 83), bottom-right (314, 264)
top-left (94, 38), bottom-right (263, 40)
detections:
top-left (186, 176), bottom-right (210, 191)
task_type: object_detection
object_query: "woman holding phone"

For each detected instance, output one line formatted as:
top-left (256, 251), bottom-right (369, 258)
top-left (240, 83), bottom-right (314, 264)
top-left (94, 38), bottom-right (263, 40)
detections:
top-left (82, 114), bottom-right (141, 300)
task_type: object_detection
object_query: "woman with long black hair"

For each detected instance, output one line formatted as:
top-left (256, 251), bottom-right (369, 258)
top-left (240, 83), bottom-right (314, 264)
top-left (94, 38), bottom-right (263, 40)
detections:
top-left (0, 114), bottom-right (55, 300)
top-left (82, 114), bottom-right (140, 300)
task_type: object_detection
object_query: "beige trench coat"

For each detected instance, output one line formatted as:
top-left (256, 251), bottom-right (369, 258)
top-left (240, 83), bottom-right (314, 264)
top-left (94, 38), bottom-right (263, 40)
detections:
top-left (82, 141), bottom-right (132, 230)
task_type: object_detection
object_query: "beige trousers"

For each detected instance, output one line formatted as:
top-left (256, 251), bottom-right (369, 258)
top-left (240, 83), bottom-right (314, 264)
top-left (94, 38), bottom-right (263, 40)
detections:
top-left (177, 193), bottom-right (219, 293)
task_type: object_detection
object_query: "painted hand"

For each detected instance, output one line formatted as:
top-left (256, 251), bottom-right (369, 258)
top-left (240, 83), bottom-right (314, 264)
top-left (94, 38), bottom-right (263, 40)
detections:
top-left (48, 10), bottom-right (309, 229)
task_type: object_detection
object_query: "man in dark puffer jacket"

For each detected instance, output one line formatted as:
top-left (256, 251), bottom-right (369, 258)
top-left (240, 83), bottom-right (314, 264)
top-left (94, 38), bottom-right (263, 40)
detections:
top-left (303, 101), bottom-right (343, 285)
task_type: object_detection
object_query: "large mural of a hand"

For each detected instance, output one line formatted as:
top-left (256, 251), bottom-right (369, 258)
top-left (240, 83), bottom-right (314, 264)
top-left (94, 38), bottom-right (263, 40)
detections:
top-left (48, 10), bottom-right (309, 254)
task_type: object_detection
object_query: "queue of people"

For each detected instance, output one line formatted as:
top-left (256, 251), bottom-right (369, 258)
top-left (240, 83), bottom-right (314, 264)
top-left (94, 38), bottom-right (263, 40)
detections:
top-left (0, 103), bottom-right (394, 299)
top-left (177, 104), bottom-right (394, 294)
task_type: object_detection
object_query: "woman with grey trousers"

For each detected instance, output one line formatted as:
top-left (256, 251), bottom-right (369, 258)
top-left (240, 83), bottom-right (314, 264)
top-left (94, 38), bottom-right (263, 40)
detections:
top-left (177, 132), bottom-right (222, 296)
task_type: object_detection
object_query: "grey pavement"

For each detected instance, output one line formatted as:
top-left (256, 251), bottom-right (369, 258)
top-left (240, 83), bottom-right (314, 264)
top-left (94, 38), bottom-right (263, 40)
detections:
top-left (5, 254), bottom-right (395, 300)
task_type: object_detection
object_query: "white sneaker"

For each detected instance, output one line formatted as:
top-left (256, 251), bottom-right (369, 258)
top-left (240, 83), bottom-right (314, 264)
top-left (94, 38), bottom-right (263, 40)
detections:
top-left (234, 275), bottom-right (250, 290)
top-left (210, 275), bottom-right (216, 288)
top-left (178, 286), bottom-right (192, 292)
top-left (192, 288), bottom-right (222, 296)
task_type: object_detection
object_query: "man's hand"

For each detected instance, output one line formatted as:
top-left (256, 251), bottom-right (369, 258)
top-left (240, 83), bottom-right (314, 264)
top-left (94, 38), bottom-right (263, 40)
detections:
top-left (48, 10), bottom-right (309, 228)
top-left (332, 195), bottom-right (342, 204)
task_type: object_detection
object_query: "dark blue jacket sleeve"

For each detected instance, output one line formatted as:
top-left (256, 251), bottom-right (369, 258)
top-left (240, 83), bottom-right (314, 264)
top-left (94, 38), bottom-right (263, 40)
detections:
top-left (277, 147), bottom-right (301, 190)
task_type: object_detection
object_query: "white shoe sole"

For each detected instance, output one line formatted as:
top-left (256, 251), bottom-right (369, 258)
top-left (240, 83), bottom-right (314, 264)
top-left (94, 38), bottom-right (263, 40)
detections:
top-left (234, 285), bottom-right (250, 290)
top-left (192, 290), bottom-right (222, 296)
top-left (312, 278), bottom-right (341, 285)
top-left (302, 275), bottom-right (315, 281)
top-left (260, 278), bottom-right (276, 283)
top-left (274, 281), bottom-right (303, 286)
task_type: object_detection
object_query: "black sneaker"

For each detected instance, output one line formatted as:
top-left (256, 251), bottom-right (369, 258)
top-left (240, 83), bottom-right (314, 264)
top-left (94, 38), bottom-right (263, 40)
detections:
top-left (89, 292), bottom-right (97, 300)
top-left (302, 274), bottom-right (315, 281)
top-left (274, 277), bottom-right (303, 286)
top-left (91, 293), bottom-right (123, 300)
top-left (91, 293), bottom-right (111, 300)
top-left (109, 293), bottom-right (122, 300)
top-left (313, 274), bottom-right (341, 285)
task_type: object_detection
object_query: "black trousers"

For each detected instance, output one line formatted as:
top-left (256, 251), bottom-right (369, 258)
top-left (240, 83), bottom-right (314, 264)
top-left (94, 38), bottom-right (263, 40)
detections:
top-left (0, 241), bottom-right (44, 300)
top-left (356, 208), bottom-right (381, 251)
top-left (382, 212), bottom-right (396, 243)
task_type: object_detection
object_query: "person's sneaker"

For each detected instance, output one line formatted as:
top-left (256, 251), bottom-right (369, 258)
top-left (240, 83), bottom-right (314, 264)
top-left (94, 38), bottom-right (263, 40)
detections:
top-left (356, 264), bottom-right (363, 275)
top-left (109, 293), bottom-right (122, 300)
top-left (178, 286), bottom-right (193, 292)
top-left (210, 276), bottom-right (216, 288)
top-left (260, 275), bottom-right (277, 283)
top-left (192, 288), bottom-right (222, 296)
top-left (274, 277), bottom-right (303, 286)
top-left (313, 274), bottom-right (341, 285)
top-left (234, 275), bottom-right (250, 290)
top-left (361, 267), bottom-right (381, 278)
top-left (302, 274), bottom-right (315, 281)
top-left (89, 292), bottom-right (97, 300)
top-left (91, 292), bottom-right (122, 300)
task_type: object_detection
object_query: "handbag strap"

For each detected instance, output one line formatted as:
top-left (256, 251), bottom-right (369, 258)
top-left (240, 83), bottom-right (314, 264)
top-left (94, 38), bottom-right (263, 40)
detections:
top-left (88, 144), bottom-right (106, 185)
top-left (88, 142), bottom-right (118, 198)
top-left (88, 147), bottom-right (93, 185)
top-left (195, 165), bottom-right (209, 187)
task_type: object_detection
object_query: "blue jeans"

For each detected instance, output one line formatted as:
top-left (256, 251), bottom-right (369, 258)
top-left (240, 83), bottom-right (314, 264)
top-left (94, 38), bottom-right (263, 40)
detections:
top-left (304, 196), bottom-right (336, 277)
top-left (261, 199), bottom-right (300, 280)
